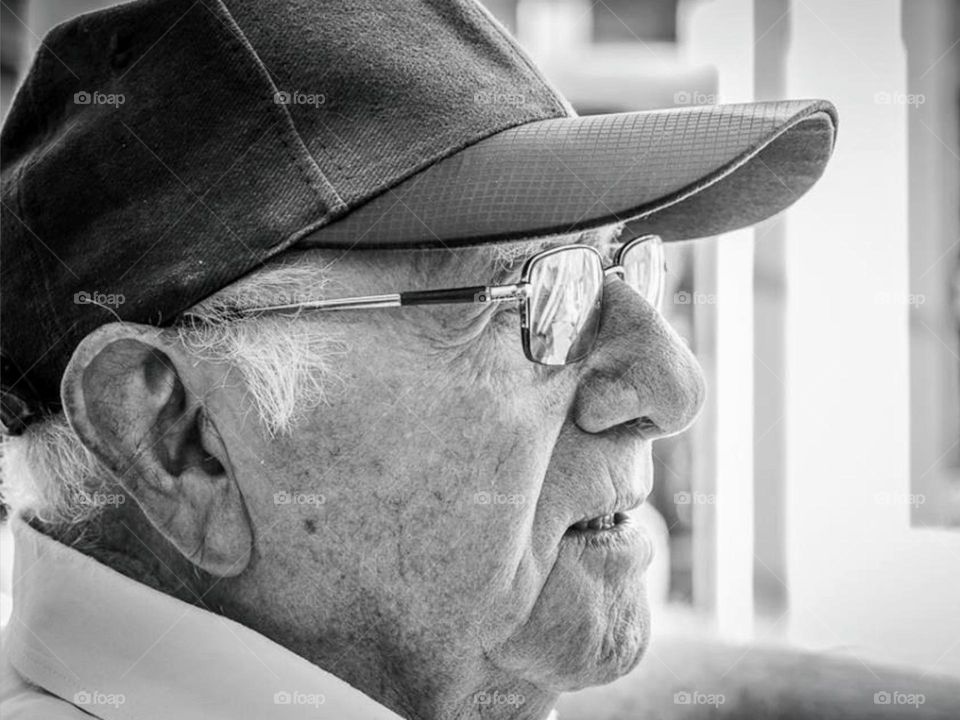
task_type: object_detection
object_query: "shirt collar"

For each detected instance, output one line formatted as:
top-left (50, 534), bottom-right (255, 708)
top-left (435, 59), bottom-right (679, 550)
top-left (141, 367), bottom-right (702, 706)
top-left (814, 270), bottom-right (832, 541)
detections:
top-left (5, 511), bottom-right (403, 720)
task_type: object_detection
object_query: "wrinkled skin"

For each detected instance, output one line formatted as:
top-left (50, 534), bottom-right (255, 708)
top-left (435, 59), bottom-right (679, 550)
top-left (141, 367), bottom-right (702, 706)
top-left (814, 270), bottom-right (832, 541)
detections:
top-left (62, 229), bottom-right (705, 720)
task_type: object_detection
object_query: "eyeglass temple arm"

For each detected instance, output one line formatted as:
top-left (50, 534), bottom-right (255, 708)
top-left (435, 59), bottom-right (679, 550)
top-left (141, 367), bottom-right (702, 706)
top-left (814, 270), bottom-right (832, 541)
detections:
top-left (224, 282), bottom-right (529, 316)
top-left (400, 283), bottom-right (526, 306)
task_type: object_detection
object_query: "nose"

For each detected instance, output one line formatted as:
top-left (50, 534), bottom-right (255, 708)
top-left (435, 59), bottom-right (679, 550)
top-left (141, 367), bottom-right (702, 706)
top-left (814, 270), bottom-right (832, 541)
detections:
top-left (573, 279), bottom-right (706, 438)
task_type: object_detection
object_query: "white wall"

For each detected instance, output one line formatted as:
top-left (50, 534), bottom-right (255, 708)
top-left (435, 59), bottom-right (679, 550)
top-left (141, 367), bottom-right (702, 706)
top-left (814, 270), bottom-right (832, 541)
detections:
top-left (783, 0), bottom-right (960, 676)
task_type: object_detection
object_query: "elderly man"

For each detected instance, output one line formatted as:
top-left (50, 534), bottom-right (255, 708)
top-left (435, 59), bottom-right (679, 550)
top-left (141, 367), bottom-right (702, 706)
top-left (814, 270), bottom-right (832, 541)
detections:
top-left (0, 1), bottom-right (837, 718)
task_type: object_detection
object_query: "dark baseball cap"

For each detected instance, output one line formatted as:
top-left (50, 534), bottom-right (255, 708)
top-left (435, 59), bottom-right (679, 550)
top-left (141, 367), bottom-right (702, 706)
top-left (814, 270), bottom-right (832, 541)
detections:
top-left (0, 0), bottom-right (837, 434)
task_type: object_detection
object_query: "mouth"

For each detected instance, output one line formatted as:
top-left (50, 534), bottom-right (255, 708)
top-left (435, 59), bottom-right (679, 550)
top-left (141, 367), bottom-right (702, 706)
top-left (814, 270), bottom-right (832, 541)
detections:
top-left (561, 501), bottom-right (652, 559)
top-left (566, 511), bottom-right (631, 534)
top-left (558, 466), bottom-right (653, 551)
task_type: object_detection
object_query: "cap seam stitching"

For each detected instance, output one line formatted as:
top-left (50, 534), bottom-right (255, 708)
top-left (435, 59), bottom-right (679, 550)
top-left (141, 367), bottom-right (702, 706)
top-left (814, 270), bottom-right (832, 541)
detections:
top-left (204, 0), bottom-right (347, 218)
top-left (469, 1), bottom-right (570, 116)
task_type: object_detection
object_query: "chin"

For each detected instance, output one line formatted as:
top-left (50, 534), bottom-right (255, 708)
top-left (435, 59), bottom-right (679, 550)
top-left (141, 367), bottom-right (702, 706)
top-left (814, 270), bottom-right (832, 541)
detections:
top-left (559, 589), bottom-right (651, 691)
top-left (498, 574), bottom-right (652, 692)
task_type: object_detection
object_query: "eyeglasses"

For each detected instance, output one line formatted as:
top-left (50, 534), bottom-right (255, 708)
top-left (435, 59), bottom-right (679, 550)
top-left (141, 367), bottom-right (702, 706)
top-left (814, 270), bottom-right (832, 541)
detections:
top-left (226, 234), bottom-right (664, 366)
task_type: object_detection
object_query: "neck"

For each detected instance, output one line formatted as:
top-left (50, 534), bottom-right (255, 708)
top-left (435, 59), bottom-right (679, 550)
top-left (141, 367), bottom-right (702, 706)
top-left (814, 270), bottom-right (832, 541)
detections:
top-left (235, 624), bottom-right (559, 720)
top-left (315, 651), bottom-right (559, 720)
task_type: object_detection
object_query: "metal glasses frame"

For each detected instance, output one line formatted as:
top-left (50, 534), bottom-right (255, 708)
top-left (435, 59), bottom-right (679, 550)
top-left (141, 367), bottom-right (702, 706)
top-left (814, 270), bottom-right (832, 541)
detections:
top-left (215, 234), bottom-right (664, 365)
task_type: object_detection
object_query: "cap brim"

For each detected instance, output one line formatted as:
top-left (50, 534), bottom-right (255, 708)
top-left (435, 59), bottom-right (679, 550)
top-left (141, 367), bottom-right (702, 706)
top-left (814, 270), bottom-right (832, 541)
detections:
top-left (301, 99), bottom-right (837, 249)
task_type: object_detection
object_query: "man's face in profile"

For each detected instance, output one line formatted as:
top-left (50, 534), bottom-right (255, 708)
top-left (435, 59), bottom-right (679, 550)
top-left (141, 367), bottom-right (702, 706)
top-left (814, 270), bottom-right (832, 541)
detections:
top-left (199, 227), bottom-right (705, 711)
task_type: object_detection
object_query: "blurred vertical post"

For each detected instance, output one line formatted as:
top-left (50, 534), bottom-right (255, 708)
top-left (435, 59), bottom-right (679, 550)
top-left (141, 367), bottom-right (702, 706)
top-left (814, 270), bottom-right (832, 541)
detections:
top-left (905, 0), bottom-right (960, 527)
top-left (752, 0), bottom-right (791, 628)
top-left (684, 0), bottom-right (756, 641)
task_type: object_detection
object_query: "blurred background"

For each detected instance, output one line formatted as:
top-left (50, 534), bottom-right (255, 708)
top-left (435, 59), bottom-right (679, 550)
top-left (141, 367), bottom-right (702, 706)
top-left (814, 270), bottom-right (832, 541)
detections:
top-left (1, 0), bottom-right (959, 713)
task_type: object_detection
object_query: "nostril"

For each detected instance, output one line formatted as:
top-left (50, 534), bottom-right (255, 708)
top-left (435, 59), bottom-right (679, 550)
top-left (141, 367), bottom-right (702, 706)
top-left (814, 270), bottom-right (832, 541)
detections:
top-left (626, 416), bottom-right (659, 437)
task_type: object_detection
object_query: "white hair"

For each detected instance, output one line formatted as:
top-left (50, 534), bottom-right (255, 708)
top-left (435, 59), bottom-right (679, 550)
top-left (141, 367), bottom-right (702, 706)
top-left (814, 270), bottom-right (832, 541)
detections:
top-left (0, 261), bottom-right (344, 527)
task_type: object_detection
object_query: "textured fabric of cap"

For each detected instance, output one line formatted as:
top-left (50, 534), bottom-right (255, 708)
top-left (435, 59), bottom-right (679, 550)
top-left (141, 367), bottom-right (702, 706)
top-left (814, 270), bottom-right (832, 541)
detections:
top-left (0, 0), bottom-right (838, 432)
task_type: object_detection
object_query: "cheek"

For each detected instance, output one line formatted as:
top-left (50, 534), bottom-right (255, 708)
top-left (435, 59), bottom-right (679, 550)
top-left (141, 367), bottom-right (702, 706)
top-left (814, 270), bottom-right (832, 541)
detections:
top-left (349, 369), bottom-right (568, 630)
top-left (386, 396), bottom-right (556, 595)
top-left (254, 329), bottom-right (577, 646)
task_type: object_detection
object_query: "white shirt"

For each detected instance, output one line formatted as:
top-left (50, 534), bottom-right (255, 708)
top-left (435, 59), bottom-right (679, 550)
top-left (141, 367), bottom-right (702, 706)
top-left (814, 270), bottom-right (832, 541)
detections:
top-left (0, 512), bottom-right (404, 719)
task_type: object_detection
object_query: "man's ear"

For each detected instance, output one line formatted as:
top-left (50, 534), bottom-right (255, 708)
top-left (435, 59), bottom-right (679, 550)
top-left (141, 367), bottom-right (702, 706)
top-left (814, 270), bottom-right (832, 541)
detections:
top-left (61, 322), bottom-right (252, 577)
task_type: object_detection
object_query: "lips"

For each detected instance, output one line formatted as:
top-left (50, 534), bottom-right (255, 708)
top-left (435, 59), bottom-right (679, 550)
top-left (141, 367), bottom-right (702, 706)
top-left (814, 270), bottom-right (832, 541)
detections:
top-left (567, 512), bottom-right (629, 533)
top-left (562, 501), bottom-right (653, 561)
top-left (566, 487), bottom-right (646, 536)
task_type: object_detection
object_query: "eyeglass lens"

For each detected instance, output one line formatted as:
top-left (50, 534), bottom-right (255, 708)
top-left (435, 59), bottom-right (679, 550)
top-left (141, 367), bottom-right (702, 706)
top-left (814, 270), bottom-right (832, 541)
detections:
top-left (526, 247), bottom-right (604, 364)
top-left (525, 238), bottom-right (664, 365)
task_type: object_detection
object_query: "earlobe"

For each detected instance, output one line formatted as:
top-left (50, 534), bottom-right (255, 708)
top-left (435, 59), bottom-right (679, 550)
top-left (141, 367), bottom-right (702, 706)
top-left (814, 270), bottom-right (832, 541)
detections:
top-left (61, 322), bottom-right (253, 577)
